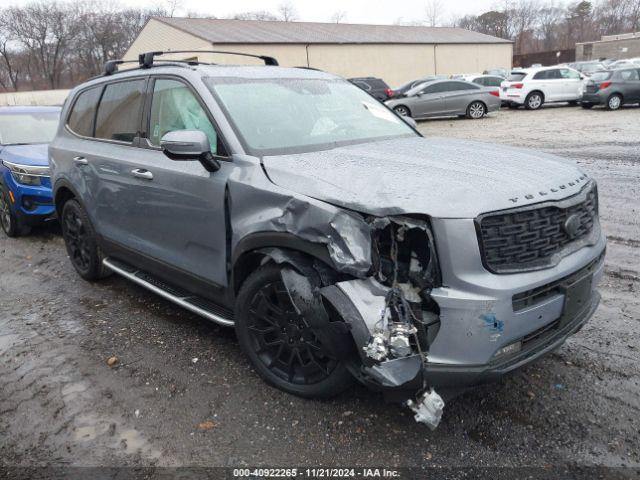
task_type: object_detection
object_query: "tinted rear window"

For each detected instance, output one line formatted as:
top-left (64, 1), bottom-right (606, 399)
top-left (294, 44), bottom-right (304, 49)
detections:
top-left (360, 78), bottom-right (389, 90)
top-left (507, 72), bottom-right (526, 81)
top-left (95, 79), bottom-right (145, 143)
top-left (67, 87), bottom-right (102, 137)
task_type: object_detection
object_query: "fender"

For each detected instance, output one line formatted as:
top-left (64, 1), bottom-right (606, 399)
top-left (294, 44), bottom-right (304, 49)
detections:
top-left (53, 178), bottom-right (83, 216)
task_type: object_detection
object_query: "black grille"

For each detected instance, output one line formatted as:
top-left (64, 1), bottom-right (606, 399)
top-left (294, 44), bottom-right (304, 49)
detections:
top-left (478, 184), bottom-right (598, 273)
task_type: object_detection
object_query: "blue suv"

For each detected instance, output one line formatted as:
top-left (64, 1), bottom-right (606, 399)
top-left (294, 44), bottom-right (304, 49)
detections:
top-left (0, 106), bottom-right (61, 236)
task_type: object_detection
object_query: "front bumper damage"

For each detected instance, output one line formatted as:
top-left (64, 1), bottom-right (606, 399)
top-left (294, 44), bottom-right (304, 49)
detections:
top-left (263, 213), bottom-right (606, 430)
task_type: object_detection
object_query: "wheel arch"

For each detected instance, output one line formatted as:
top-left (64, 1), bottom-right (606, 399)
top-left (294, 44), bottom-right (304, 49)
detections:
top-left (231, 233), bottom-right (337, 295)
top-left (53, 179), bottom-right (81, 217)
top-left (393, 104), bottom-right (412, 116)
top-left (528, 89), bottom-right (545, 101)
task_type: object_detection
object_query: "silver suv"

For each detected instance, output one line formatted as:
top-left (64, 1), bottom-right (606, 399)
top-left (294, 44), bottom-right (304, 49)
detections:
top-left (50, 52), bottom-right (606, 428)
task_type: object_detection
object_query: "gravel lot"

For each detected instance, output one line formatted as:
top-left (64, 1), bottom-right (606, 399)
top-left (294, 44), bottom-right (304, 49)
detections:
top-left (1, 104), bottom-right (639, 472)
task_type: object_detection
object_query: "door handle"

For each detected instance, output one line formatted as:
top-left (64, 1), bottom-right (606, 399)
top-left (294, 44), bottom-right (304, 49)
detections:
top-left (73, 156), bottom-right (88, 165)
top-left (131, 168), bottom-right (153, 180)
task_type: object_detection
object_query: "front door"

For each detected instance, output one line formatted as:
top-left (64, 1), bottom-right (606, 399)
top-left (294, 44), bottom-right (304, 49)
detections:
top-left (94, 76), bottom-right (233, 288)
top-left (411, 84), bottom-right (446, 117)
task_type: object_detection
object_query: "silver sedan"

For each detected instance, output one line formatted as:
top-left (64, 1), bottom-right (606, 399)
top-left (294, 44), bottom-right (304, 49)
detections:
top-left (385, 79), bottom-right (501, 120)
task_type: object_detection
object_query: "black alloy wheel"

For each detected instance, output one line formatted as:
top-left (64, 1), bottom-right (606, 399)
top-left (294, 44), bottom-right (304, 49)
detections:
top-left (235, 264), bottom-right (353, 398)
top-left (60, 199), bottom-right (109, 280)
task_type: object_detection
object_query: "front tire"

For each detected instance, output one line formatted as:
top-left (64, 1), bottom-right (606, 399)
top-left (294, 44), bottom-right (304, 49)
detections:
top-left (0, 186), bottom-right (30, 237)
top-left (235, 264), bottom-right (353, 398)
top-left (525, 92), bottom-right (544, 110)
top-left (606, 94), bottom-right (622, 110)
top-left (466, 101), bottom-right (486, 119)
top-left (60, 199), bottom-right (110, 281)
top-left (393, 105), bottom-right (411, 117)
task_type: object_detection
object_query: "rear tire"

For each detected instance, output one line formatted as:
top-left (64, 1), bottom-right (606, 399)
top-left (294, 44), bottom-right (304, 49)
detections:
top-left (393, 105), bottom-right (411, 117)
top-left (60, 199), bottom-right (110, 281)
top-left (0, 186), bottom-right (30, 237)
top-left (466, 101), bottom-right (486, 119)
top-left (581, 103), bottom-right (594, 109)
top-left (525, 92), bottom-right (544, 110)
top-left (606, 94), bottom-right (622, 110)
top-left (235, 263), bottom-right (353, 398)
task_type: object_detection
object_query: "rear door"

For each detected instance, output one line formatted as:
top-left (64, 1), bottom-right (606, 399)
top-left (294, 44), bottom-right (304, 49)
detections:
top-left (532, 69), bottom-right (557, 100)
top-left (619, 69), bottom-right (640, 102)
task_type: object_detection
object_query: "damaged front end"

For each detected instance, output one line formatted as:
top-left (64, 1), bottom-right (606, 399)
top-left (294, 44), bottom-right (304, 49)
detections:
top-left (279, 216), bottom-right (446, 429)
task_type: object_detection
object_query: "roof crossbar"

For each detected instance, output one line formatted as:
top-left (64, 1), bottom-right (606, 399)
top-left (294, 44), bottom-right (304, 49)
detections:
top-left (138, 50), bottom-right (279, 68)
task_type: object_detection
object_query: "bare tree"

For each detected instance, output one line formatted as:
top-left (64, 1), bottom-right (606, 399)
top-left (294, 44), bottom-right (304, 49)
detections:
top-left (5, 2), bottom-right (83, 89)
top-left (329, 11), bottom-right (347, 24)
top-left (277, 1), bottom-right (298, 22)
top-left (425, 0), bottom-right (445, 27)
top-left (232, 11), bottom-right (279, 21)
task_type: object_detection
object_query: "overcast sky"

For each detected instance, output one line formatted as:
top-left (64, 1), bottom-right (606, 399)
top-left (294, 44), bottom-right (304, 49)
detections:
top-left (4, 0), bottom-right (505, 25)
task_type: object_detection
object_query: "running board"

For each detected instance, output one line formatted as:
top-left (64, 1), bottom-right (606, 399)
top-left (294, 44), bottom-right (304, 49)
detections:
top-left (102, 257), bottom-right (234, 327)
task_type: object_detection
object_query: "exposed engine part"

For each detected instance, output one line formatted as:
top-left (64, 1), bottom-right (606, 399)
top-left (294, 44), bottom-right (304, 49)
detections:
top-left (407, 389), bottom-right (445, 430)
top-left (388, 323), bottom-right (417, 358)
top-left (363, 333), bottom-right (388, 362)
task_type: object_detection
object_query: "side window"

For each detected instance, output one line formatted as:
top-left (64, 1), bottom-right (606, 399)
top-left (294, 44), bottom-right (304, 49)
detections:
top-left (67, 86), bottom-right (102, 137)
top-left (422, 84), bottom-right (439, 94)
top-left (620, 69), bottom-right (639, 81)
top-left (533, 70), bottom-right (549, 80)
top-left (547, 69), bottom-right (562, 79)
top-left (473, 78), bottom-right (486, 86)
top-left (95, 79), bottom-right (145, 143)
top-left (149, 78), bottom-right (218, 154)
top-left (353, 81), bottom-right (371, 91)
top-left (486, 77), bottom-right (503, 87)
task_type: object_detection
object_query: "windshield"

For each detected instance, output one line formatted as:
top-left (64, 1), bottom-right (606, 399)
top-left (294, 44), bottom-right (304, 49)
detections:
top-left (0, 112), bottom-right (60, 145)
top-left (205, 77), bottom-right (416, 156)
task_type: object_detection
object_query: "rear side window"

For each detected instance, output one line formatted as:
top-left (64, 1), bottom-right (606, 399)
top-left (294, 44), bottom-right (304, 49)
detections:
top-left (67, 87), bottom-right (102, 137)
top-left (148, 78), bottom-right (218, 153)
top-left (619, 69), bottom-right (639, 81)
top-left (507, 72), bottom-right (526, 81)
top-left (484, 76), bottom-right (504, 87)
top-left (533, 70), bottom-right (549, 80)
top-left (442, 81), bottom-right (477, 92)
top-left (366, 79), bottom-right (390, 90)
top-left (95, 79), bottom-right (145, 143)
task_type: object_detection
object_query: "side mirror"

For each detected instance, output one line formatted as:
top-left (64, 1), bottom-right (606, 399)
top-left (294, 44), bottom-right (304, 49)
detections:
top-left (160, 130), bottom-right (220, 172)
top-left (402, 116), bottom-right (417, 128)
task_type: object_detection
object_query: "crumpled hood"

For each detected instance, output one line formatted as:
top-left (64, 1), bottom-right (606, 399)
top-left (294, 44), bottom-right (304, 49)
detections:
top-left (262, 136), bottom-right (589, 219)
top-left (0, 143), bottom-right (49, 167)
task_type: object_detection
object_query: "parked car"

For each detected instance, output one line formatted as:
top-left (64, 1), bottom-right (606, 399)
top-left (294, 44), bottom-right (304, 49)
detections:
top-left (0, 106), bottom-right (61, 237)
top-left (385, 79), bottom-right (501, 120)
top-left (463, 74), bottom-right (505, 88)
top-left (50, 52), bottom-right (605, 428)
top-left (483, 68), bottom-right (509, 78)
top-left (389, 75), bottom-right (448, 98)
top-left (609, 58), bottom-right (640, 69)
top-left (500, 66), bottom-right (584, 110)
top-left (581, 67), bottom-right (640, 110)
top-left (571, 61), bottom-right (607, 76)
top-left (347, 77), bottom-right (393, 101)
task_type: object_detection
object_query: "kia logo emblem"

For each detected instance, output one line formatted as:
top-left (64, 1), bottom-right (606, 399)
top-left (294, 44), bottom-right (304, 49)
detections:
top-left (563, 214), bottom-right (581, 239)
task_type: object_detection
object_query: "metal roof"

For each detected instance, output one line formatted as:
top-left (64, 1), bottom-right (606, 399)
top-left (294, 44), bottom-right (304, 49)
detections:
top-left (154, 17), bottom-right (512, 45)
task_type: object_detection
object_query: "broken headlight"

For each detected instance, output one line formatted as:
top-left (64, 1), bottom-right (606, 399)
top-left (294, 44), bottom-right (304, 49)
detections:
top-left (2, 160), bottom-right (49, 186)
top-left (364, 216), bottom-right (441, 361)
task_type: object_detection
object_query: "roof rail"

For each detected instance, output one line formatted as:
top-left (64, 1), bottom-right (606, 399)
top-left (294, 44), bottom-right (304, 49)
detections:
top-left (137, 50), bottom-right (279, 68)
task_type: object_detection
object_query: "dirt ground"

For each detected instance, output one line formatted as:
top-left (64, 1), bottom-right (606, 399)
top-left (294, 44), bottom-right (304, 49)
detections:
top-left (1, 104), bottom-right (639, 472)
